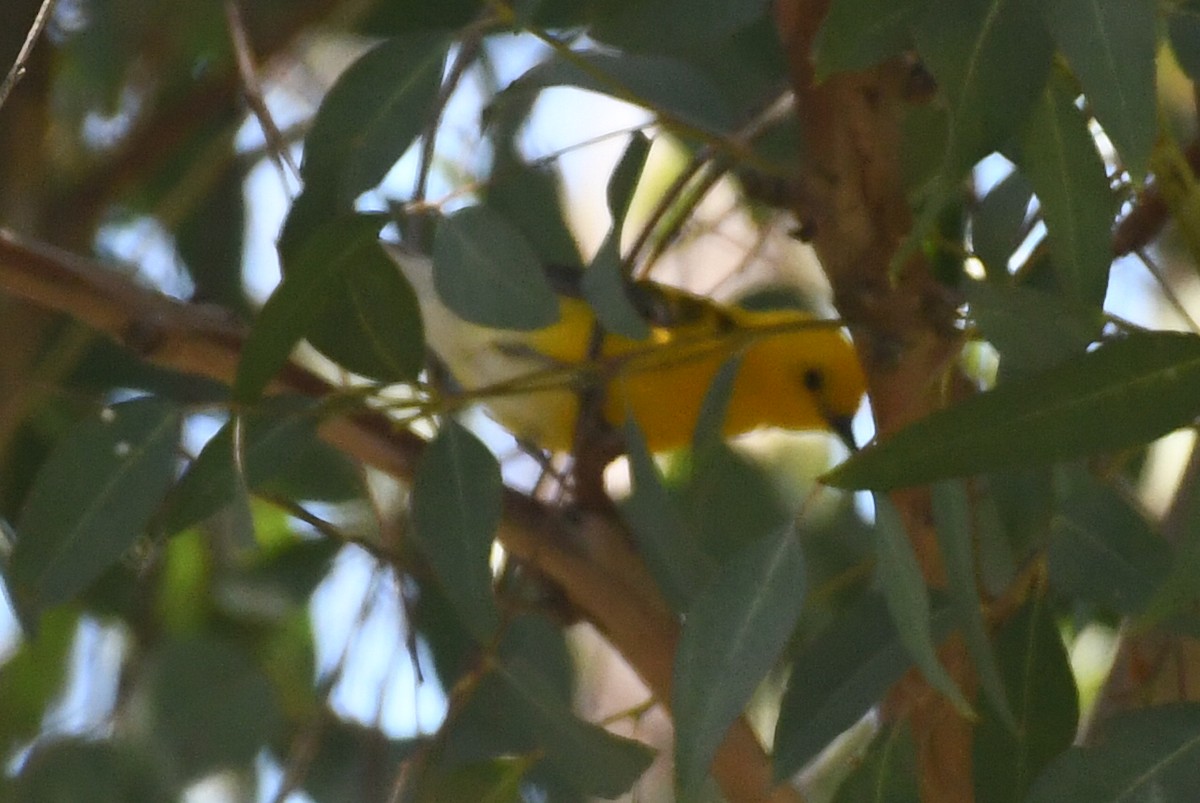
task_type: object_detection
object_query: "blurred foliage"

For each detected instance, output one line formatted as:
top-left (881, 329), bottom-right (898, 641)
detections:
top-left (0, 0), bottom-right (1199, 801)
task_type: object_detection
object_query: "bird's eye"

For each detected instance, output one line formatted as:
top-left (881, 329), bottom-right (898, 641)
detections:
top-left (802, 367), bottom-right (824, 392)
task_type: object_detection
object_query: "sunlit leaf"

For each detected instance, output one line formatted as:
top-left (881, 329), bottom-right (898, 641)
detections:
top-left (825, 332), bottom-right (1200, 490)
top-left (0, 608), bottom-right (78, 751)
top-left (674, 523), bottom-right (807, 797)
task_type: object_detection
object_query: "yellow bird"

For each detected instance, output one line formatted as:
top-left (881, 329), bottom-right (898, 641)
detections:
top-left (386, 245), bottom-right (865, 453)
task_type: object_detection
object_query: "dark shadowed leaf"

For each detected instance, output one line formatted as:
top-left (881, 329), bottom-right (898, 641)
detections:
top-left (931, 481), bottom-right (1014, 729)
top-left (974, 595), bottom-right (1078, 803)
top-left (15, 739), bottom-right (174, 802)
top-left (10, 398), bottom-right (181, 624)
top-left (494, 50), bottom-right (735, 138)
top-left (966, 280), bottom-right (1103, 372)
top-left (1014, 72), bottom-right (1115, 309)
top-left (590, 0), bottom-right (771, 54)
top-left (674, 523), bottom-right (807, 798)
top-left (141, 636), bottom-right (282, 781)
top-left (236, 214), bottom-right (390, 402)
top-left (832, 723), bottom-right (921, 803)
top-left (774, 594), bottom-right (955, 778)
top-left (1027, 704), bottom-right (1200, 802)
top-left (912, 0), bottom-right (1053, 178)
top-left (492, 616), bottom-right (655, 798)
top-left (812, 0), bottom-right (927, 79)
top-left (825, 332), bottom-right (1200, 490)
top-left (410, 420), bottom-right (502, 637)
top-left (873, 497), bottom-right (972, 714)
top-left (1048, 467), bottom-right (1171, 616)
top-left (583, 132), bottom-right (652, 339)
top-left (971, 170), bottom-right (1033, 278)
top-left (1042, 0), bottom-right (1156, 178)
top-left (417, 756), bottom-right (535, 803)
top-left (620, 419), bottom-right (711, 613)
top-left (432, 205), bottom-right (559, 331)
top-left (1169, 5), bottom-right (1200, 83)
top-left (300, 33), bottom-right (450, 202)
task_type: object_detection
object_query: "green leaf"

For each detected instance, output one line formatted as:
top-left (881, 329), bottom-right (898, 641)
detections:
top-left (432, 205), bottom-right (559, 331)
top-left (10, 398), bottom-right (181, 624)
top-left (302, 236), bottom-right (425, 383)
top-left (971, 170), bottom-right (1032, 278)
top-left (0, 608), bottom-right (78, 751)
top-left (1168, 5), bottom-right (1200, 83)
top-left (683, 443), bottom-right (792, 561)
top-left (301, 721), bottom-right (417, 803)
top-left (583, 132), bottom-right (653, 340)
top-left (966, 280), bottom-right (1103, 372)
top-left (494, 50), bottom-right (735, 138)
top-left (492, 616), bottom-right (654, 798)
top-left (1042, 0), bottom-right (1156, 178)
top-left (974, 594), bottom-right (1078, 803)
top-left (674, 523), bottom-right (807, 798)
top-left (874, 496), bottom-right (972, 715)
top-left (832, 723), bottom-right (921, 803)
top-left (1048, 467), bottom-right (1171, 616)
top-left (410, 420), bottom-right (502, 637)
top-left (1026, 703), bottom-right (1200, 802)
top-left (620, 419), bottom-right (712, 613)
top-left (163, 398), bottom-right (360, 535)
top-left (931, 481), bottom-right (1014, 730)
top-left (824, 332), bottom-right (1200, 491)
top-left (15, 739), bottom-right (174, 802)
top-left (1013, 71), bottom-right (1115, 309)
top-left (813, 0), bottom-right (927, 79)
top-left (590, 0), bottom-right (772, 54)
top-left (484, 158), bottom-right (583, 269)
top-left (774, 594), bottom-right (955, 778)
top-left (417, 756), bottom-right (535, 803)
top-left (300, 33), bottom-right (450, 202)
top-left (691, 356), bottom-right (742, 456)
top-left (140, 636), bottom-right (282, 781)
top-left (235, 214), bottom-right (390, 402)
top-left (913, 0), bottom-right (1054, 178)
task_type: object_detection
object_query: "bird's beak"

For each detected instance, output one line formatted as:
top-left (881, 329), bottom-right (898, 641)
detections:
top-left (830, 415), bottom-right (857, 452)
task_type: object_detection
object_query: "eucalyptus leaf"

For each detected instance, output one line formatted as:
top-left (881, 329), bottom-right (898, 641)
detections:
top-left (10, 398), bottom-right (181, 625)
top-left (825, 332), bottom-right (1200, 490)
top-left (674, 523), bottom-right (808, 798)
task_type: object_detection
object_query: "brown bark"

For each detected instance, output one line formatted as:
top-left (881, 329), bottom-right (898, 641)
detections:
top-left (773, 2), bottom-right (973, 801)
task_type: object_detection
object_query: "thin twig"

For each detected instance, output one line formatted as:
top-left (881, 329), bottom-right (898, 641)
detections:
top-left (0, 0), bottom-right (57, 113)
top-left (1134, 246), bottom-right (1200, 334)
top-left (224, 0), bottom-right (300, 188)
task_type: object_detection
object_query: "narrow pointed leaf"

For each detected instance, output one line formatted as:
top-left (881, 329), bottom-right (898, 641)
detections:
top-left (301, 33), bottom-right (450, 201)
top-left (674, 524), bottom-right (807, 798)
top-left (813, 0), bottom-right (927, 79)
top-left (410, 420), bottom-right (502, 637)
top-left (1027, 704), bottom-right (1200, 802)
top-left (1043, 0), bottom-right (1156, 177)
top-left (974, 595), bottom-right (1078, 803)
top-left (236, 214), bottom-right (388, 402)
top-left (1014, 72), bottom-right (1115, 309)
top-left (931, 481), bottom-right (1014, 730)
top-left (620, 419), bottom-right (711, 613)
top-left (824, 332), bottom-right (1200, 491)
top-left (774, 594), bottom-right (955, 778)
top-left (10, 398), bottom-right (181, 623)
top-left (832, 724), bottom-right (921, 803)
top-left (874, 497), bottom-right (972, 715)
top-left (432, 205), bottom-right (559, 331)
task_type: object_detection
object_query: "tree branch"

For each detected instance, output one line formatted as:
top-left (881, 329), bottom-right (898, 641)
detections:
top-left (0, 229), bottom-right (800, 803)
